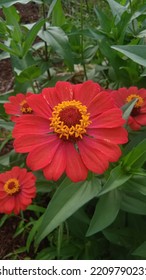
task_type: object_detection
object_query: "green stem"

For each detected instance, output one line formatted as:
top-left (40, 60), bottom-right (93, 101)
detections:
top-left (64, 221), bottom-right (70, 243)
top-left (30, 80), bottom-right (37, 93)
top-left (80, 0), bottom-right (88, 80)
top-left (131, 172), bottom-right (146, 177)
top-left (42, 1), bottom-right (51, 80)
top-left (129, 0), bottom-right (136, 35)
top-left (57, 223), bottom-right (63, 259)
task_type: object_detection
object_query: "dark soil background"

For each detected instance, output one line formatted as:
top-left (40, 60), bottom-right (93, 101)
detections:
top-left (0, 2), bottom-right (40, 260)
top-left (0, 2), bottom-right (40, 94)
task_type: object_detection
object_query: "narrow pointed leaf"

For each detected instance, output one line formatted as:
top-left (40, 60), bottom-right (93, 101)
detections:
top-left (123, 139), bottom-right (146, 168)
top-left (99, 165), bottom-right (132, 196)
top-left (121, 98), bottom-right (137, 121)
top-left (106, 0), bottom-right (127, 23)
top-left (36, 177), bottom-right (101, 244)
top-left (38, 27), bottom-right (74, 70)
top-left (121, 192), bottom-right (146, 215)
top-left (86, 190), bottom-right (121, 236)
top-left (22, 19), bottom-right (45, 57)
top-left (111, 45), bottom-right (146, 67)
top-left (0, 43), bottom-right (19, 56)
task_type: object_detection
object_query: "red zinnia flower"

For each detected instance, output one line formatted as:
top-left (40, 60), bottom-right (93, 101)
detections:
top-left (0, 166), bottom-right (36, 214)
top-left (4, 92), bottom-right (34, 122)
top-left (13, 81), bottom-right (128, 182)
top-left (111, 87), bottom-right (146, 130)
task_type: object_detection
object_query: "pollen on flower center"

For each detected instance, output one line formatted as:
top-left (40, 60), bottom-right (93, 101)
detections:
top-left (20, 100), bottom-right (33, 114)
top-left (50, 100), bottom-right (91, 140)
top-left (4, 178), bottom-right (20, 195)
top-left (126, 94), bottom-right (144, 108)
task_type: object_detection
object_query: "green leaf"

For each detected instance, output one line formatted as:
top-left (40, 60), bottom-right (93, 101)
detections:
top-left (94, 6), bottom-right (111, 33)
top-left (122, 176), bottom-right (146, 196)
top-left (0, 153), bottom-right (11, 166)
top-left (99, 39), bottom-right (122, 74)
top-left (121, 98), bottom-right (137, 121)
top-left (121, 191), bottom-right (146, 215)
top-left (123, 139), bottom-right (146, 169)
top-left (111, 45), bottom-right (146, 67)
top-left (123, 129), bottom-right (146, 155)
top-left (35, 177), bottom-right (101, 244)
top-left (38, 27), bottom-right (74, 70)
top-left (106, 0), bottom-right (127, 23)
top-left (4, 5), bottom-right (19, 23)
top-left (0, 214), bottom-right (10, 227)
top-left (86, 190), bottom-right (121, 236)
top-left (47, 0), bottom-right (58, 18)
top-left (3, 6), bottom-right (22, 42)
top-left (22, 19), bottom-right (45, 57)
top-left (99, 165), bottom-right (132, 196)
top-left (0, 0), bottom-right (42, 7)
top-left (83, 45), bottom-right (98, 63)
top-left (0, 42), bottom-right (19, 56)
top-left (103, 227), bottom-right (135, 248)
top-left (0, 119), bottom-right (14, 131)
top-left (138, 29), bottom-right (146, 38)
top-left (16, 65), bottom-right (41, 83)
top-left (132, 241), bottom-right (146, 258)
top-left (52, 0), bottom-right (65, 26)
top-left (27, 205), bottom-right (45, 214)
top-left (26, 216), bottom-right (43, 252)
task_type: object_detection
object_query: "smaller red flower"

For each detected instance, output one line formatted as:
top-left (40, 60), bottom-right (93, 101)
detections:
top-left (4, 92), bottom-right (34, 122)
top-left (0, 166), bottom-right (36, 214)
top-left (111, 86), bottom-right (146, 130)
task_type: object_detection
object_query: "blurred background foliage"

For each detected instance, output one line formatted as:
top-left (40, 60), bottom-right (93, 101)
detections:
top-left (1, 0), bottom-right (146, 260)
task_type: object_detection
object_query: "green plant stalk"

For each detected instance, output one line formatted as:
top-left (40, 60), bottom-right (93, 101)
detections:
top-left (42, 1), bottom-right (51, 80)
top-left (57, 223), bottom-right (63, 259)
top-left (80, 0), bottom-right (88, 80)
top-left (64, 221), bottom-right (70, 243)
top-left (129, 0), bottom-right (136, 35)
top-left (30, 80), bottom-right (37, 93)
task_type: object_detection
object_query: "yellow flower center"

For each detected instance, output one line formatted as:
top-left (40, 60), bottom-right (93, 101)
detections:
top-left (126, 94), bottom-right (144, 108)
top-left (4, 178), bottom-right (20, 195)
top-left (50, 100), bottom-right (91, 140)
top-left (20, 99), bottom-right (33, 114)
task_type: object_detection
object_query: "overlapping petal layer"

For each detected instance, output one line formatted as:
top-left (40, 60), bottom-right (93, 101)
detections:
top-left (4, 92), bottom-right (34, 122)
top-left (111, 87), bottom-right (146, 130)
top-left (13, 80), bottom-right (128, 182)
top-left (0, 166), bottom-right (36, 214)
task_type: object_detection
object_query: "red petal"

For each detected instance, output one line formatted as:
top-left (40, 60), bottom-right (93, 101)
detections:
top-left (78, 139), bottom-right (109, 174)
top-left (4, 103), bottom-right (21, 115)
top-left (88, 91), bottom-right (115, 117)
top-left (1, 197), bottom-right (15, 214)
top-left (74, 80), bottom-right (101, 107)
top-left (42, 87), bottom-right (60, 109)
top-left (111, 88), bottom-right (128, 107)
top-left (10, 166), bottom-right (21, 178)
top-left (14, 134), bottom-right (52, 153)
top-left (13, 115), bottom-right (51, 138)
top-left (79, 136), bottom-right (121, 163)
top-left (27, 94), bottom-right (52, 119)
top-left (20, 171), bottom-right (36, 184)
top-left (90, 108), bottom-right (125, 128)
top-left (65, 143), bottom-right (88, 182)
top-left (43, 142), bottom-right (66, 181)
top-left (128, 116), bottom-right (141, 130)
top-left (9, 93), bottom-right (25, 104)
top-left (87, 127), bottom-right (128, 144)
top-left (134, 114), bottom-right (146, 126)
top-left (26, 136), bottom-right (61, 170)
top-left (55, 81), bottom-right (74, 102)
